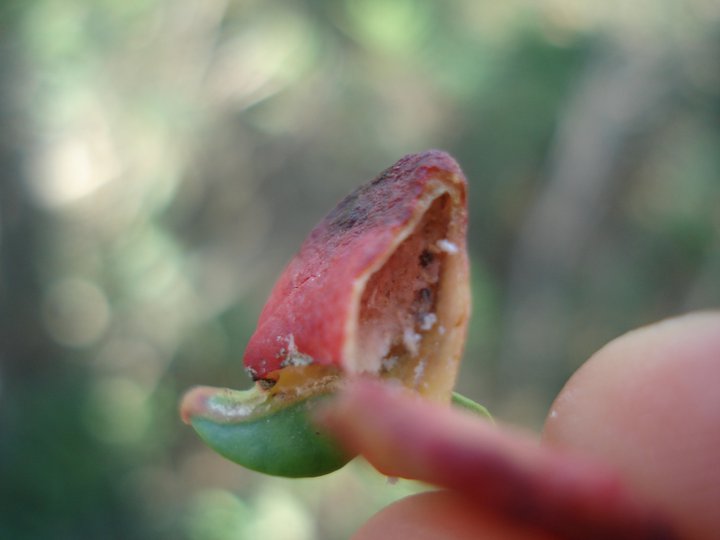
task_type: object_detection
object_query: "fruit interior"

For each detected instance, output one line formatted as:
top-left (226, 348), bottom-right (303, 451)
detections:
top-left (355, 193), bottom-right (454, 391)
top-left (265, 191), bottom-right (459, 402)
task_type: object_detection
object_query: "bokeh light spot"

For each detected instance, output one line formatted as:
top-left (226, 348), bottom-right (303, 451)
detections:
top-left (83, 376), bottom-right (150, 446)
top-left (28, 108), bottom-right (120, 208)
top-left (246, 485), bottom-right (314, 540)
top-left (184, 489), bottom-right (251, 540)
top-left (42, 278), bottom-right (111, 347)
top-left (344, 0), bottom-right (432, 55)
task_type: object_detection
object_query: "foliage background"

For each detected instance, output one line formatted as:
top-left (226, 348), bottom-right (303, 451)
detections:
top-left (1, 0), bottom-right (719, 538)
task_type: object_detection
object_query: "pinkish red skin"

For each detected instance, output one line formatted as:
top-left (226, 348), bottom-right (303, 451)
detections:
top-left (244, 150), bottom-right (467, 381)
top-left (317, 380), bottom-right (679, 540)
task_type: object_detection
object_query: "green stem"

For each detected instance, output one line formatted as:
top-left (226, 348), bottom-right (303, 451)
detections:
top-left (452, 392), bottom-right (493, 422)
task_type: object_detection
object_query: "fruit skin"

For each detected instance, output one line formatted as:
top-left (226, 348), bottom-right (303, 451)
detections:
top-left (243, 150), bottom-right (468, 383)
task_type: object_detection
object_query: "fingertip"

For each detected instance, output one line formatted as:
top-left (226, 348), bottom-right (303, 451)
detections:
top-left (353, 491), bottom-right (553, 540)
top-left (544, 311), bottom-right (720, 539)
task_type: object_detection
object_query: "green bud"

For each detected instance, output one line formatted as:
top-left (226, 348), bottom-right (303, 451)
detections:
top-left (182, 386), bottom-right (352, 478)
top-left (182, 385), bottom-right (491, 478)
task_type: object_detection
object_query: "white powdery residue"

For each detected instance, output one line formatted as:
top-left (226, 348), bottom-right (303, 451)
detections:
top-left (285, 354), bottom-right (314, 367)
top-left (403, 328), bottom-right (421, 356)
top-left (437, 239), bottom-right (459, 254)
top-left (286, 333), bottom-right (297, 353)
top-left (412, 357), bottom-right (427, 387)
top-left (419, 312), bottom-right (437, 331)
top-left (377, 336), bottom-right (392, 364)
top-left (208, 399), bottom-right (254, 420)
top-left (280, 333), bottom-right (314, 367)
top-left (362, 330), bottom-right (391, 374)
top-left (438, 325), bottom-right (446, 335)
top-left (381, 355), bottom-right (398, 372)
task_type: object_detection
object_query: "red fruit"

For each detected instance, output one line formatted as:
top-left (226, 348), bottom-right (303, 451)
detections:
top-left (243, 150), bottom-right (470, 402)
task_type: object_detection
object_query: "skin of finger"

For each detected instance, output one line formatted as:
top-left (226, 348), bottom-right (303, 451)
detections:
top-left (317, 380), bottom-right (675, 538)
top-left (543, 312), bottom-right (720, 540)
top-left (353, 490), bottom-right (555, 540)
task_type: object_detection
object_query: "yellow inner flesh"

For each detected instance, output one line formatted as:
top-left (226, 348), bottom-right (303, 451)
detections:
top-left (266, 364), bottom-right (341, 401)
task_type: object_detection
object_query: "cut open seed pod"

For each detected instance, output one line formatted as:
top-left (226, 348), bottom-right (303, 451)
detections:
top-left (245, 149), bottom-right (470, 398)
top-left (181, 150), bottom-right (475, 477)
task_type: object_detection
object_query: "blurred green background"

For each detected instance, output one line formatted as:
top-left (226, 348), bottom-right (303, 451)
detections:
top-left (1, 0), bottom-right (719, 538)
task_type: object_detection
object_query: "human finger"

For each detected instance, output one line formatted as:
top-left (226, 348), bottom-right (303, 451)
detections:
top-left (544, 312), bottom-right (720, 539)
top-left (353, 490), bottom-right (554, 540)
top-left (317, 379), bottom-right (675, 539)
